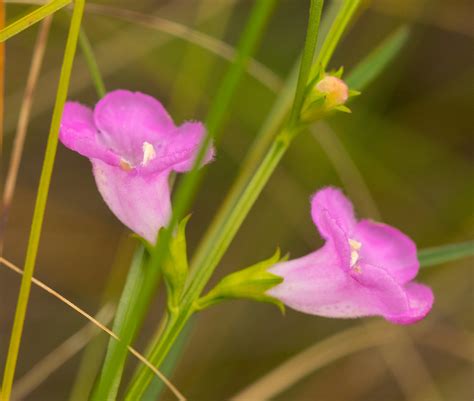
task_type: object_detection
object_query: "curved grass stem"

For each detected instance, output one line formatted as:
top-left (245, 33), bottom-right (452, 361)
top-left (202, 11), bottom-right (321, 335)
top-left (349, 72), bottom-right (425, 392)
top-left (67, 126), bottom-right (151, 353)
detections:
top-left (0, 1), bottom-right (85, 399)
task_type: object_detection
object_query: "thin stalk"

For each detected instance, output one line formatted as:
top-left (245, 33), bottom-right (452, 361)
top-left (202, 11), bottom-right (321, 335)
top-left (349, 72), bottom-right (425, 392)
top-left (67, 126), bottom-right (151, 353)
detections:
top-left (0, 0), bottom-right (4, 173)
top-left (91, 247), bottom-right (147, 401)
top-left (125, 1), bottom-right (325, 398)
top-left (124, 1), bottom-right (280, 398)
top-left (311, 0), bottom-right (362, 74)
top-left (0, 0), bottom-right (6, 254)
top-left (0, 16), bottom-right (52, 253)
top-left (78, 27), bottom-right (106, 97)
top-left (0, 0), bottom-right (85, 399)
top-left (0, 0), bottom-right (70, 42)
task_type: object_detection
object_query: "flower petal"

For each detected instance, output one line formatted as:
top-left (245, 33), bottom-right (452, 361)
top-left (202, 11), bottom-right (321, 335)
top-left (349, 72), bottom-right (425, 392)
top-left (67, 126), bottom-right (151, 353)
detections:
top-left (311, 187), bottom-right (357, 240)
top-left (351, 263), bottom-right (433, 324)
top-left (59, 102), bottom-right (120, 165)
top-left (93, 90), bottom-right (175, 164)
top-left (92, 159), bottom-right (171, 243)
top-left (157, 121), bottom-right (214, 173)
top-left (386, 282), bottom-right (434, 324)
top-left (355, 219), bottom-right (419, 284)
top-left (268, 245), bottom-right (351, 316)
top-left (270, 256), bottom-right (433, 324)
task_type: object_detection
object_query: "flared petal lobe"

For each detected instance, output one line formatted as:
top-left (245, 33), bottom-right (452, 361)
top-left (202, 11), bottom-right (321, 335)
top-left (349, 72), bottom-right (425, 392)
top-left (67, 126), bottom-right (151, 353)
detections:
top-left (92, 160), bottom-right (171, 243)
top-left (354, 219), bottom-right (419, 284)
top-left (59, 102), bottom-right (120, 165)
top-left (311, 187), bottom-right (357, 240)
top-left (143, 121), bottom-right (214, 173)
top-left (93, 90), bottom-right (175, 165)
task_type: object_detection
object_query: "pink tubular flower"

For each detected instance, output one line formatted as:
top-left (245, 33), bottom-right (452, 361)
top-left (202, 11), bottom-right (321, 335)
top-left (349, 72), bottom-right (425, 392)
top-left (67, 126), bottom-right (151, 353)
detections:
top-left (268, 187), bottom-right (433, 324)
top-left (59, 90), bottom-right (214, 243)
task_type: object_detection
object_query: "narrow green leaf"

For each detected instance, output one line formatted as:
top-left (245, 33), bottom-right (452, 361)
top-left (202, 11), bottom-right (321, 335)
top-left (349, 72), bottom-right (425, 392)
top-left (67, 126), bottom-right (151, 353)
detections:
top-left (311, 0), bottom-right (362, 76)
top-left (142, 319), bottom-right (194, 401)
top-left (124, 2), bottom-right (279, 399)
top-left (346, 25), bottom-right (410, 91)
top-left (91, 247), bottom-right (147, 401)
top-left (78, 28), bottom-right (106, 97)
top-left (419, 241), bottom-right (474, 268)
top-left (0, 1), bottom-right (85, 398)
top-left (0, 0), bottom-right (71, 43)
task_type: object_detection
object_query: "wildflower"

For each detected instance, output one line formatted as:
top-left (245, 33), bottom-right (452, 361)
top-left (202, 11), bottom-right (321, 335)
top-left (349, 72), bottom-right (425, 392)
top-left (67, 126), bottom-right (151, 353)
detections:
top-left (268, 187), bottom-right (433, 324)
top-left (59, 90), bottom-right (214, 243)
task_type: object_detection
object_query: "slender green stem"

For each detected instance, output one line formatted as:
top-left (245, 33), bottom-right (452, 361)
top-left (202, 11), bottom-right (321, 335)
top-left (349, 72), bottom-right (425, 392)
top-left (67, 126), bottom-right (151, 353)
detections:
top-left (124, 1), bottom-right (279, 399)
top-left (311, 0), bottom-right (361, 74)
top-left (288, 0), bottom-right (323, 127)
top-left (0, 1), bottom-right (85, 399)
top-left (0, 0), bottom-right (71, 43)
top-left (125, 1), bottom-right (327, 398)
top-left (91, 247), bottom-right (147, 401)
top-left (419, 241), bottom-right (474, 268)
top-left (78, 28), bottom-right (106, 97)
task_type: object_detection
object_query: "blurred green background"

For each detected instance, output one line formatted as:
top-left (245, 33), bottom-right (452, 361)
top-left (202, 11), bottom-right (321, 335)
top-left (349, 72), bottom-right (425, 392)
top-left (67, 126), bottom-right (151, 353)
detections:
top-left (1, 0), bottom-right (473, 400)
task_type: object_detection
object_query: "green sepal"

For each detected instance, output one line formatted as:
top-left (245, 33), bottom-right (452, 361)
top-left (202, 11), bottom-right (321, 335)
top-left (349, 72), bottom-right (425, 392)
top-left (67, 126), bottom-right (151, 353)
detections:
top-left (332, 65), bottom-right (344, 78)
top-left (195, 249), bottom-right (288, 313)
top-left (162, 215), bottom-right (191, 310)
top-left (334, 104), bottom-right (352, 113)
top-left (348, 89), bottom-right (361, 97)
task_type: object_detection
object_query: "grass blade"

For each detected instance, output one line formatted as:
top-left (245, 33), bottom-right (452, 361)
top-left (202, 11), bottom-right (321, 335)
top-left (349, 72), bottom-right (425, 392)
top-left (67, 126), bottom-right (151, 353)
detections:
top-left (0, 0), bottom-right (70, 42)
top-left (419, 241), bottom-right (474, 268)
top-left (124, 1), bottom-right (278, 399)
top-left (0, 0), bottom-right (85, 398)
top-left (346, 25), bottom-right (410, 90)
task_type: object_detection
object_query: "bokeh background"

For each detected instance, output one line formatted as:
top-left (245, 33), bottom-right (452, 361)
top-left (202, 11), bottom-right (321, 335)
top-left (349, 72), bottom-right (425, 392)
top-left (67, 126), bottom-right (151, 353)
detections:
top-left (1, 0), bottom-right (473, 400)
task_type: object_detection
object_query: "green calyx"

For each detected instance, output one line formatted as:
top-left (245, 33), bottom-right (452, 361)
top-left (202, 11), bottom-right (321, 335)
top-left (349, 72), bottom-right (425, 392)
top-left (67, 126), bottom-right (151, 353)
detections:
top-left (161, 216), bottom-right (191, 311)
top-left (195, 249), bottom-right (288, 313)
top-left (301, 66), bottom-right (360, 122)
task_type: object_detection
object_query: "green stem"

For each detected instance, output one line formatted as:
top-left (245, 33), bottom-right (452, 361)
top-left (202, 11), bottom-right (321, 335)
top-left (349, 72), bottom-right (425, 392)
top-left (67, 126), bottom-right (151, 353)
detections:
top-left (419, 241), bottom-right (474, 268)
top-left (0, 0), bottom-right (85, 399)
top-left (125, 1), bottom-right (327, 398)
top-left (78, 27), bottom-right (106, 97)
top-left (0, 0), bottom-right (71, 43)
top-left (311, 0), bottom-right (362, 74)
top-left (91, 246), bottom-right (147, 401)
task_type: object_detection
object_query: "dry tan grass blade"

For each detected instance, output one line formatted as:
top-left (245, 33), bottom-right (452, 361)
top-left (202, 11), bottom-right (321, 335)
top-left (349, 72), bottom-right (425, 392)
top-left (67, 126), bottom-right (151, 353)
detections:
top-left (1, 16), bottom-right (52, 254)
top-left (0, 257), bottom-right (186, 401)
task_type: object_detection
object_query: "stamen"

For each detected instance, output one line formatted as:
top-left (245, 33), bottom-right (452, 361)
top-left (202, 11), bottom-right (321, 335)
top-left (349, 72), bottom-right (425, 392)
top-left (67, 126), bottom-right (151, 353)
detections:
top-left (120, 159), bottom-right (133, 171)
top-left (142, 142), bottom-right (156, 166)
top-left (348, 239), bottom-right (361, 250)
top-left (348, 238), bottom-right (362, 267)
top-left (350, 250), bottom-right (359, 267)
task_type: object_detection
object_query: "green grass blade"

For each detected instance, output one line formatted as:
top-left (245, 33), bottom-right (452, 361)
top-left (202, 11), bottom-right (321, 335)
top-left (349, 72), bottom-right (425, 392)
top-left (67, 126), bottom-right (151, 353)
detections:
top-left (0, 0), bottom-right (71, 43)
top-left (124, 2), bottom-right (278, 399)
top-left (346, 26), bottom-right (410, 90)
top-left (91, 246), bottom-right (147, 401)
top-left (78, 28), bottom-right (106, 97)
top-left (311, 0), bottom-right (361, 76)
top-left (142, 319), bottom-right (194, 401)
top-left (419, 241), bottom-right (474, 268)
top-left (0, 1), bottom-right (85, 399)
top-left (288, 0), bottom-right (324, 127)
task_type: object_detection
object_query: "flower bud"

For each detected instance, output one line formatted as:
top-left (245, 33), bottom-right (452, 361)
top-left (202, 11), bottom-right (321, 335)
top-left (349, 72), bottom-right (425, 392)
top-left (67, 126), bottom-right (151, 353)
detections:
top-left (315, 75), bottom-right (349, 108)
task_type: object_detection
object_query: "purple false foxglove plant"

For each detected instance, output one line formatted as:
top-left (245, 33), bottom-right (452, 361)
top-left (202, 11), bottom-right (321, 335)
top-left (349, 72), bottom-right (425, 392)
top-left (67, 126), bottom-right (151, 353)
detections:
top-left (59, 90), bottom-right (214, 243)
top-left (268, 187), bottom-right (434, 324)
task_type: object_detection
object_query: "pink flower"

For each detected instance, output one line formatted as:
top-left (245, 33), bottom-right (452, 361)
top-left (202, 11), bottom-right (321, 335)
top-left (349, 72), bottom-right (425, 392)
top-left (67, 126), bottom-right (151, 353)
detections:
top-left (59, 90), bottom-right (214, 243)
top-left (268, 187), bottom-right (433, 324)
